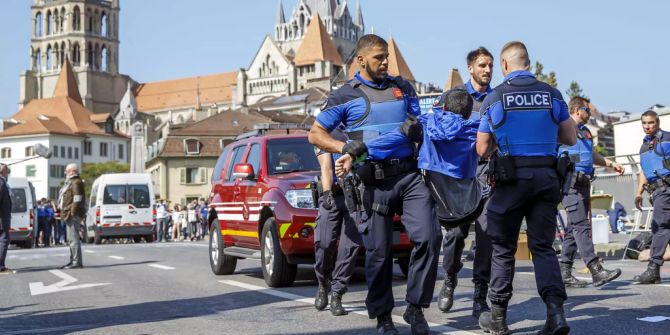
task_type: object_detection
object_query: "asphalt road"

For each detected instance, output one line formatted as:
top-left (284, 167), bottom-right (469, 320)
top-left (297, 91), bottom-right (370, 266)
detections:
top-left (1, 241), bottom-right (669, 335)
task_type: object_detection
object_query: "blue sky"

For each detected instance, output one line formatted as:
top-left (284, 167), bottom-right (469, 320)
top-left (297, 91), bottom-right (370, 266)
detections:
top-left (1, 0), bottom-right (668, 118)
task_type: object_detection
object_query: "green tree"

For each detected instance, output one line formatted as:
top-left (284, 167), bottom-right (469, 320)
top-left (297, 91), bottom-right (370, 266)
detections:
top-left (565, 81), bottom-right (588, 100)
top-left (594, 143), bottom-right (611, 157)
top-left (532, 61), bottom-right (558, 88)
top-left (79, 161), bottom-right (130, 196)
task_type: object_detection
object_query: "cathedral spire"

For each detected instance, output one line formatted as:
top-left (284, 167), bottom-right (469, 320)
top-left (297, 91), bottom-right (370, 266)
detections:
top-left (276, 0), bottom-right (285, 24)
top-left (355, 0), bottom-right (364, 29)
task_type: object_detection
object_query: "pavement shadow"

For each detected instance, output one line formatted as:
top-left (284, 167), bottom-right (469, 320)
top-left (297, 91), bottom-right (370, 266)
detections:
top-left (14, 260), bottom-right (158, 273)
top-left (0, 291), bottom-right (292, 334)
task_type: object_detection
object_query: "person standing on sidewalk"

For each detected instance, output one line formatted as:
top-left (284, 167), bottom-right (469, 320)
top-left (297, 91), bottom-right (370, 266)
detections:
top-left (558, 96), bottom-right (623, 288)
top-left (156, 199), bottom-right (170, 242)
top-left (58, 163), bottom-right (86, 269)
top-left (0, 163), bottom-right (14, 274)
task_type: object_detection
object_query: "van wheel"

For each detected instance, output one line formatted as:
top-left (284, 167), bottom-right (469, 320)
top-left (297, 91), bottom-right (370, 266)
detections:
top-left (210, 219), bottom-right (237, 275)
top-left (397, 257), bottom-right (410, 278)
top-left (94, 232), bottom-right (102, 245)
top-left (145, 234), bottom-right (154, 243)
top-left (260, 218), bottom-right (297, 287)
top-left (17, 240), bottom-right (33, 249)
top-left (133, 236), bottom-right (142, 243)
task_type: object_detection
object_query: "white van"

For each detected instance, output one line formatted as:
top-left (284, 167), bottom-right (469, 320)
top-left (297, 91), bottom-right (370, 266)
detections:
top-left (7, 177), bottom-right (37, 248)
top-left (86, 173), bottom-right (156, 244)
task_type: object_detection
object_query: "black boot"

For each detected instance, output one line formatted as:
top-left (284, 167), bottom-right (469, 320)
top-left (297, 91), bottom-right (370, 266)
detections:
top-left (314, 282), bottom-right (329, 311)
top-left (437, 275), bottom-right (457, 312)
top-left (538, 296), bottom-right (570, 335)
top-left (559, 262), bottom-right (588, 288)
top-left (633, 262), bottom-right (661, 284)
top-left (472, 282), bottom-right (491, 319)
top-left (587, 259), bottom-right (622, 287)
top-left (478, 304), bottom-right (511, 335)
top-left (376, 312), bottom-right (399, 335)
top-left (403, 304), bottom-right (430, 335)
top-left (330, 292), bottom-right (346, 316)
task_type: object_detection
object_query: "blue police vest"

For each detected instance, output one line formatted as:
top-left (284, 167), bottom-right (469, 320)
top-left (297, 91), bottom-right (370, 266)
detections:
top-left (490, 80), bottom-right (559, 157)
top-left (640, 130), bottom-right (670, 182)
top-left (345, 79), bottom-right (409, 144)
top-left (559, 125), bottom-right (594, 174)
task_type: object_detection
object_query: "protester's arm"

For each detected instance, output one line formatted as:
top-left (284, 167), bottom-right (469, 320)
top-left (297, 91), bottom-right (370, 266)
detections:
top-left (635, 171), bottom-right (647, 210)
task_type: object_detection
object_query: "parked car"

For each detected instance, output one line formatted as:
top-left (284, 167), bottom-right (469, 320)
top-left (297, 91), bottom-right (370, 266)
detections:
top-left (207, 125), bottom-right (412, 287)
top-left (8, 177), bottom-right (37, 248)
top-left (85, 173), bottom-right (156, 244)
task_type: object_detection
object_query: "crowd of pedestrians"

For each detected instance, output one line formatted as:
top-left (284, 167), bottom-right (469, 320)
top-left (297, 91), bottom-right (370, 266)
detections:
top-left (157, 198), bottom-right (209, 243)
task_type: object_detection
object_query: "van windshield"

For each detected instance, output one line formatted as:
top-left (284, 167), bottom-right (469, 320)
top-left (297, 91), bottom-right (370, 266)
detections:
top-left (10, 188), bottom-right (27, 213)
top-left (266, 138), bottom-right (320, 175)
top-left (103, 185), bottom-right (151, 208)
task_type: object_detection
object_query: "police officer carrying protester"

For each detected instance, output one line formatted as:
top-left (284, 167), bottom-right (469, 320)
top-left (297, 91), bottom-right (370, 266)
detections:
top-left (632, 110), bottom-right (670, 284)
top-left (434, 47), bottom-right (495, 318)
top-left (476, 41), bottom-right (576, 335)
top-left (0, 163), bottom-right (13, 275)
top-left (313, 128), bottom-right (362, 317)
top-left (310, 34), bottom-right (442, 335)
top-left (58, 163), bottom-right (86, 269)
top-left (558, 96), bottom-right (623, 288)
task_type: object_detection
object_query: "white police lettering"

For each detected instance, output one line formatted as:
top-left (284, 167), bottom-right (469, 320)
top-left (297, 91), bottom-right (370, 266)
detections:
top-left (502, 91), bottom-right (552, 110)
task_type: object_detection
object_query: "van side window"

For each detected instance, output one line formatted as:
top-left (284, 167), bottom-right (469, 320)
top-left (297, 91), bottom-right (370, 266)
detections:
top-left (246, 143), bottom-right (261, 178)
top-left (227, 145), bottom-right (247, 181)
top-left (90, 184), bottom-right (98, 208)
top-left (212, 146), bottom-right (231, 182)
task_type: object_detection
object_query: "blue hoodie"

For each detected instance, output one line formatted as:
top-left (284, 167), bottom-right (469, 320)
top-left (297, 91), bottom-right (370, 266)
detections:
top-left (418, 108), bottom-right (480, 178)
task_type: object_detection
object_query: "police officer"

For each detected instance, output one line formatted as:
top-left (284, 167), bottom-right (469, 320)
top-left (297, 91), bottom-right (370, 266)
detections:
top-left (633, 110), bottom-right (670, 284)
top-left (0, 163), bottom-right (13, 275)
top-left (58, 163), bottom-right (86, 269)
top-left (558, 96), bottom-right (623, 288)
top-left (310, 34), bottom-right (442, 335)
top-left (434, 47), bottom-right (495, 319)
top-left (313, 128), bottom-right (362, 317)
top-left (476, 41), bottom-right (576, 335)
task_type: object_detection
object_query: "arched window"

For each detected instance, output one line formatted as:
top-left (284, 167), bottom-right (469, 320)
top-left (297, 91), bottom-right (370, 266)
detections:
top-left (101, 12), bottom-right (107, 37)
top-left (46, 10), bottom-right (52, 35)
top-left (46, 45), bottom-right (52, 70)
top-left (60, 41), bottom-right (66, 66)
top-left (72, 43), bottom-right (80, 65)
top-left (94, 10), bottom-right (99, 34)
top-left (73, 6), bottom-right (80, 31)
top-left (53, 9), bottom-right (59, 33)
top-left (88, 9), bottom-right (93, 33)
top-left (35, 48), bottom-right (41, 72)
top-left (94, 43), bottom-right (100, 70)
top-left (35, 12), bottom-right (42, 37)
top-left (101, 45), bottom-right (107, 71)
top-left (53, 43), bottom-right (59, 69)
top-left (59, 7), bottom-right (65, 32)
top-left (87, 42), bottom-right (93, 68)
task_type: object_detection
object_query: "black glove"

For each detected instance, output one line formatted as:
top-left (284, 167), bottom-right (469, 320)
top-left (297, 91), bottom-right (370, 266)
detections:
top-left (320, 191), bottom-right (334, 210)
top-left (400, 114), bottom-right (423, 143)
top-left (342, 140), bottom-right (368, 161)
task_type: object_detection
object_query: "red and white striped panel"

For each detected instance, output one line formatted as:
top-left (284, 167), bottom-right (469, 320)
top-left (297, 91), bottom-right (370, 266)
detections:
top-left (210, 201), bottom-right (276, 222)
top-left (100, 222), bottom-right (153, 228)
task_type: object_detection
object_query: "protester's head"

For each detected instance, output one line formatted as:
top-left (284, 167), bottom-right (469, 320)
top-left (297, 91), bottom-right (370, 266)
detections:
top-left (641, 110), bottom-right (660, 136)
top-left (0, 163), bottom-right (10, 179)
top-left (443, 89), bottom-right (474, 120)
top-left (500, 41), bottom-right (530, 76)
top-left (65, 163), bottom-right (79, 178)
top-left (355, 34), bottom-right (389, 83)
top-left (568, 96), bottom-right (591, 125)
top-left (173, 204), bottom-right (180, 212)
top-left (467, 47), bottom-right (494, 88)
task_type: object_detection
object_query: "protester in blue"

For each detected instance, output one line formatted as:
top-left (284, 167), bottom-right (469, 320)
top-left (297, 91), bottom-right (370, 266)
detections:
top-left (310, 34), bottom-right (441, 335)
top-left (37, 198), bottom-right (52, 247)
top-left (476, 41), bottom-right (576, 335)
top-left (199, 199), bottom-right (208, 237)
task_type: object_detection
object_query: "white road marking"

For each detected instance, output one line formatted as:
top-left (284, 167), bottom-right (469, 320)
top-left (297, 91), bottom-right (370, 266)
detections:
top-left (108, 256), bottom-right (125, 260)
top-left (637, 316), bottom-right (670, 322)
top-left (148, 264), bottom-right (175, 270)
top-left (29, 270), bottom-right (110, 296)
top-left (84, 250), bottom-right (96, 254)
top-left (220, 280), bottom-right (478, 335)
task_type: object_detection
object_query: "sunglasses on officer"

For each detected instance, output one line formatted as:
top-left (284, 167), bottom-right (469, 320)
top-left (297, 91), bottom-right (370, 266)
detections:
top-left (579, 106), bottom-right (591, 114)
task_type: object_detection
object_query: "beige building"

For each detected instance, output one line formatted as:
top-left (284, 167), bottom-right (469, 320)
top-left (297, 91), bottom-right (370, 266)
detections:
top-left (20, 0), bottom-right (132, 115)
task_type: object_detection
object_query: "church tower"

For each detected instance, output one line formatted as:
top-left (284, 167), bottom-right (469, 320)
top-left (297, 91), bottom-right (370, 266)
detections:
top-left (275, 0), bottom-right (364, 64)
top-left (19, 0), bottom-right (130, 115)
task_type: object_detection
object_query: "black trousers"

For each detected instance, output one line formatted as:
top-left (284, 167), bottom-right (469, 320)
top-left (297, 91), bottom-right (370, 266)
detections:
top-left (486, 167), bottom-right (566, 306)
top-left (650, 188), bottom-right (670, 266)
top-left (442, 204), bottom-right (492, 285)
top-left (560, 180), bottom-right (598, 266)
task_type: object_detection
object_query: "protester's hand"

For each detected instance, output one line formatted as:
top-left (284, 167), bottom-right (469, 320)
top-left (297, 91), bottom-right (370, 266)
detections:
top-left (613, 163), bottom-right (625, 175)
top-left (635, 195), bottom-right (643, 210)
top-left (335, 154), bottom-right (353, 178)
top-left (400, 114), bottom-right (423, 143)
top-left (341, 141), bottom-right (368, 162)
